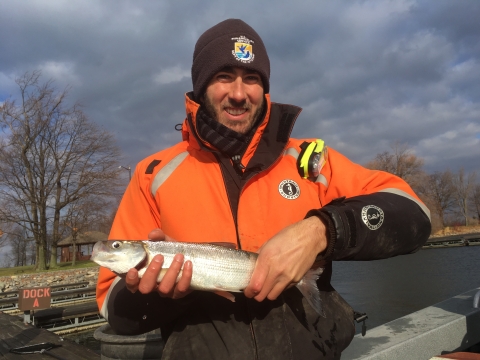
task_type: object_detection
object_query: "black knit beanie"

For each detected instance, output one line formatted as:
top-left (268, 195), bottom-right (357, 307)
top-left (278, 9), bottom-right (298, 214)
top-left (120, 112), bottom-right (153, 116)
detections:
top-left (192, 19), bottom-right (270, 100)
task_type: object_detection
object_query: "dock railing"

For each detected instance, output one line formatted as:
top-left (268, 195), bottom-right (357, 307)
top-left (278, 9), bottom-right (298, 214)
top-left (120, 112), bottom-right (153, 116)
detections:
top-left (0, 282), bottom-right (95, 311)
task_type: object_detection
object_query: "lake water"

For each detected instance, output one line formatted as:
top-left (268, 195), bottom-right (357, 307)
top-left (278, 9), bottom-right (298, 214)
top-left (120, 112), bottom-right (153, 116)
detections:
top-left (331, 245), bottom-right (480, 332)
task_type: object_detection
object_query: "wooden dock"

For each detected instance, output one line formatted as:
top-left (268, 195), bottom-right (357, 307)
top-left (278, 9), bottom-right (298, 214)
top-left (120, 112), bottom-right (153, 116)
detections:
top-left (0, 312), bottom-right (100, 359)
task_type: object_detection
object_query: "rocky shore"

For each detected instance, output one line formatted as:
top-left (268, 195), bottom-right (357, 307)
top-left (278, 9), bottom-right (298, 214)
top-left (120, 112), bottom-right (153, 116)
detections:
top-left (0, 266), bottom-right (99, 293)
top-left (430, 225), bottom-right (480, 238)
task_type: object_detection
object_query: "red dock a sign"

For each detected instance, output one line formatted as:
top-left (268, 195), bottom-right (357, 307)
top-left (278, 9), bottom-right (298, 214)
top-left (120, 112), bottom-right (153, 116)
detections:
top-left (18, 287), bottom-right (51, 311)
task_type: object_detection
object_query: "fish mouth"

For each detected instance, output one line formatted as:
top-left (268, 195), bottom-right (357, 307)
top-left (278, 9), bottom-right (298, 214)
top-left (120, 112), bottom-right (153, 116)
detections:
top-left (91, 241), bottom-right (108, 261)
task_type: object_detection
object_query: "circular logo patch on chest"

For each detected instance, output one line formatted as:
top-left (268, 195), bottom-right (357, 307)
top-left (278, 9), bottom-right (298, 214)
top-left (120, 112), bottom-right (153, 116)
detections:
top-left (278, 180), bottom-right (300, 200)
top-left (361, 205), bottom-right (384, 230)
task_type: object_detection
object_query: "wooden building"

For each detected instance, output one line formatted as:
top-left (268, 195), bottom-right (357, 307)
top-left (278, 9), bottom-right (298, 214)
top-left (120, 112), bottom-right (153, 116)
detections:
top-left (58, 231), bottom-right (107, 262)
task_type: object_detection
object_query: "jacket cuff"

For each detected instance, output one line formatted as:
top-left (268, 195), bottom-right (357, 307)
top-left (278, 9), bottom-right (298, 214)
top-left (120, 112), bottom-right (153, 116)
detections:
top-left (305, 208), bottom-right (336, 259)
top-left (305, 197), bottom-right (355, 260)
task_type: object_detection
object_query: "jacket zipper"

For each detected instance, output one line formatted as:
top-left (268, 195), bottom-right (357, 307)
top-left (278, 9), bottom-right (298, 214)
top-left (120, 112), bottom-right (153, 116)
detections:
top-left (196, 104), bottom-right (299, 359)
top-left (246, 301), bottom-right (259, 360)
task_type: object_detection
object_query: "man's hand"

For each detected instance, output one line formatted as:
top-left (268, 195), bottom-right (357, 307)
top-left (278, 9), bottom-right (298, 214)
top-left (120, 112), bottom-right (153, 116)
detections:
top-left (125, 228), bottom-right (193, 299)
top-left (244, 216), bottom-right (328, 302)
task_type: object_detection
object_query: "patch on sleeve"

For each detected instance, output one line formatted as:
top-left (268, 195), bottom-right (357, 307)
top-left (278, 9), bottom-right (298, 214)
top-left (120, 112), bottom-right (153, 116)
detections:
top-left (361, 205), bottom-right (384, 230)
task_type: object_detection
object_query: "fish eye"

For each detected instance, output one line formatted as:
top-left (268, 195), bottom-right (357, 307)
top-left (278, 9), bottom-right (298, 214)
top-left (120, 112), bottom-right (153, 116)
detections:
top-left (112, 241), bottom-right (121, 249)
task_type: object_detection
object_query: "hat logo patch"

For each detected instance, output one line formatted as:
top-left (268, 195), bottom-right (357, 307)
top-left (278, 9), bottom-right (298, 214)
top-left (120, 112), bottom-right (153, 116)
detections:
top-left (232, 36), bottom-right (254, 63)
top-left (278, 179), bottom-right (300, 200)
top-left (361, 205), bottom-right (384, 230)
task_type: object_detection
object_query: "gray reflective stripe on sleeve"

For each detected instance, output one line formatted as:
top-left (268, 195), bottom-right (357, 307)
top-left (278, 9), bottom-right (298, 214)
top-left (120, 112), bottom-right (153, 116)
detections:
top-left (379, 188), bottom-right (431, 221)
top-left (100, 276), bottom-right (122, 321)
top-left (284, 147), bottom-right (299, 159)
top-left (151, 151), bottom-right (188, 196)
top-left (315, 174), bottom-right (328, 187)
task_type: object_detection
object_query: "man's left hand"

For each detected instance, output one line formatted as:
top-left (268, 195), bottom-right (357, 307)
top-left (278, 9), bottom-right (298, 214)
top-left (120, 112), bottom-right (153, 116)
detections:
top-left (243, 216), bottom-right (328, 302)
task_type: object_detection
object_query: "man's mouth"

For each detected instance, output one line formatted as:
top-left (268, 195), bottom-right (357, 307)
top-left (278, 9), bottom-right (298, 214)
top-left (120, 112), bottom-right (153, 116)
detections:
top-left (225, 107), bottom-right (247, 116)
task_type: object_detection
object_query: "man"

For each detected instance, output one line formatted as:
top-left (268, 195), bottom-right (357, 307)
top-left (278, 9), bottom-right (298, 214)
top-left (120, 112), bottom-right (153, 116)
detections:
top-left (96, 19), bottom-right (431, 359)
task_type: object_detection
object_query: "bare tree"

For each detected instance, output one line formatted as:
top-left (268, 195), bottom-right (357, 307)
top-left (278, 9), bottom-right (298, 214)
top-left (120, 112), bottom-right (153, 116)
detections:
top-left (0, 224), bottom-right (10, 255)
top-left (416, 170), bottom-right (456, 229)
top-left (61, 194), bottom-right (114, 266)
top-left (471, 182), bottom-right (480, 224)
top-left (364, 142), bottom-right (424, 187)
top-left (0, 71), bottom-right (122, 270)
top-left (0, 222), bottom-right (33, 267)
top-left (8, 227), bottom-right (29, 267)
top-left (452, 168), bottom-right (477, 226)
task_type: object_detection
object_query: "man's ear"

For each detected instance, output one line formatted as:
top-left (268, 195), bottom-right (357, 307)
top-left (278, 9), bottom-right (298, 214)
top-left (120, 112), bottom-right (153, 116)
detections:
top-left (199, 92), bottom-right (206, 104)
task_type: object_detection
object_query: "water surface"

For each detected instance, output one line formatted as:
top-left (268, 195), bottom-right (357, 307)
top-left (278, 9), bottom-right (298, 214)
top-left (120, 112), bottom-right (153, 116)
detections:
top-left (331, 245), bottom-right (480, 331)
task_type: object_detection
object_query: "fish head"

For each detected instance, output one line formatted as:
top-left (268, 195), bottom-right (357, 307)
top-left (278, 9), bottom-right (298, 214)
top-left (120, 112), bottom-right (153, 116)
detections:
top-left (91, 240), bottom-right (146, 275)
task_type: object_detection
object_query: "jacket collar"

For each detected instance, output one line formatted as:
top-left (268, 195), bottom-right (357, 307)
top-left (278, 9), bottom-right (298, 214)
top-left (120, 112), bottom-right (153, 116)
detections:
top-left (181, 92), bottom-right (302, 174)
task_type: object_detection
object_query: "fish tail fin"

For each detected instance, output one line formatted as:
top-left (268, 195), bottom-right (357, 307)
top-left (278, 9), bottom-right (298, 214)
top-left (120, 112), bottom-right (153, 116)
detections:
top-left (296, 267), bottom-right (324, 317)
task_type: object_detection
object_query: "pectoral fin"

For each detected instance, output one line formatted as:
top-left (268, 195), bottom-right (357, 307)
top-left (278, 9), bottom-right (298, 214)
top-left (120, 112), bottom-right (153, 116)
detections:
top-left (295, 267), bottom-right (324, 317)
top-left (213, 291), bottom-right (236, 302)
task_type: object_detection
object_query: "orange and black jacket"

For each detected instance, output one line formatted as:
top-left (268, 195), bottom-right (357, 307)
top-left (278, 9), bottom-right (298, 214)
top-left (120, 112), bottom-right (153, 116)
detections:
top-left (96, 93), bottom-right (431, 359)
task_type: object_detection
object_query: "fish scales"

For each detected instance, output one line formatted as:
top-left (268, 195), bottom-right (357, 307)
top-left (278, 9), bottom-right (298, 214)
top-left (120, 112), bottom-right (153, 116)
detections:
top-left (144, 241), bottom-right (258, 291)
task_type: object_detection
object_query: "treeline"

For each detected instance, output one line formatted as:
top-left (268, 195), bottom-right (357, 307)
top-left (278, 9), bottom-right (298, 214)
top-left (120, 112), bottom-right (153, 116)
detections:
top-left (0, 72), bottom-right (124, 270)
top-left (365, 143), bottom-right (479, 234)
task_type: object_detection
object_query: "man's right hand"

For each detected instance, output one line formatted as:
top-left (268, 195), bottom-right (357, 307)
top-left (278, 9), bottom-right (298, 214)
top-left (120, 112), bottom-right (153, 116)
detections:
top-left (124, 228), bottom-right (193, 299)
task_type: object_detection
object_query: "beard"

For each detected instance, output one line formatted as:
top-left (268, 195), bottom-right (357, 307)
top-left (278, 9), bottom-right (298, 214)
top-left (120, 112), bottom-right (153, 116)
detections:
top-left (202, 95), bottom-right (265, 135)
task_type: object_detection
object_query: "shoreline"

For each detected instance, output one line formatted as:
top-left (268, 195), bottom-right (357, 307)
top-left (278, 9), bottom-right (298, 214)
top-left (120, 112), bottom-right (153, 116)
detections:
top-left (0, 267), bottom-right (99, 293)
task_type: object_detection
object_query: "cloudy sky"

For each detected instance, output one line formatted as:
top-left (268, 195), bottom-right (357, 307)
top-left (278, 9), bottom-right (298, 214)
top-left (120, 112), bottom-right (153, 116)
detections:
top-left (1, 0), bottom-right (479, 175)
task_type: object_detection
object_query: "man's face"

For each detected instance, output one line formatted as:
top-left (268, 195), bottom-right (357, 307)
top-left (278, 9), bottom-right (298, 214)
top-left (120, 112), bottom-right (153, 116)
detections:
top-left (202, 67), bottom-right (265, 135)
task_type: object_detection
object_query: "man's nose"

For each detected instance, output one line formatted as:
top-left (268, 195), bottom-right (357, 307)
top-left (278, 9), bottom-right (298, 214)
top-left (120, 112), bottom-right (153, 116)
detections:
top-left (228, 77), bottom-right (247, 103)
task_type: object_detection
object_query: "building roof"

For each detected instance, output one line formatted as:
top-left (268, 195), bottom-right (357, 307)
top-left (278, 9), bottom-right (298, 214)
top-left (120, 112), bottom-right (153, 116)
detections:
top-left (58, 231), bottom-right (108, 246)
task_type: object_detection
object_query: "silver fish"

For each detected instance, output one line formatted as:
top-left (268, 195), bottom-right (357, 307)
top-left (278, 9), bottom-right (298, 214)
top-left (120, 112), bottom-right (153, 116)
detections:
top-left (91, 240), bottom-right (323, 315)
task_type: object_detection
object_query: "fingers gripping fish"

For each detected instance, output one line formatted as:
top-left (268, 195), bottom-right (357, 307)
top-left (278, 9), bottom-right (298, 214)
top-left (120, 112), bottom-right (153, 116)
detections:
top-left (91, 240), bottom-right (324, 316)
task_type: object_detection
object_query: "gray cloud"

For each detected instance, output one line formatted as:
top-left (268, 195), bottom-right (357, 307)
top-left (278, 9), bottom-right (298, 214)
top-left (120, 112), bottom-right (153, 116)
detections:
top-left (1, 0), bottom-right (478, 174)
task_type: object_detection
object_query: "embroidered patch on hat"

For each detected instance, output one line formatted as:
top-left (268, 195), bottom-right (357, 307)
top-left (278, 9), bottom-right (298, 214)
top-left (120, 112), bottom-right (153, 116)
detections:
top-left (232, 36), bottom-right (254, 63)
top-left (361, 205), bottom-right (384, 230)
top-left (278, 179), bottom-right (300, 200)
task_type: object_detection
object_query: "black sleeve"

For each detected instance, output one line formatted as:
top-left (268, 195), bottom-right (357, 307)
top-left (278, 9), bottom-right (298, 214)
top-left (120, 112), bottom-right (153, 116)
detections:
top-left (107, 278), bottom-right (198, 335)
top-left (306, 192), bottom-right (431, 261)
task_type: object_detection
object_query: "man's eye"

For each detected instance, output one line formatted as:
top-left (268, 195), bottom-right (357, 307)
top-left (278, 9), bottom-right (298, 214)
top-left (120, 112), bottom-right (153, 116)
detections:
top-left (217, 74), bottom-right (231, 81)
top-left (245, 76), bottom-right (260, 83)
